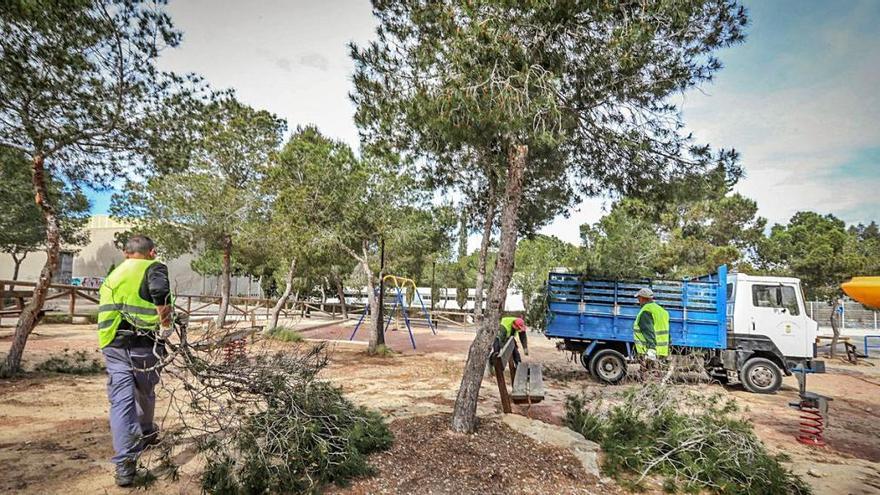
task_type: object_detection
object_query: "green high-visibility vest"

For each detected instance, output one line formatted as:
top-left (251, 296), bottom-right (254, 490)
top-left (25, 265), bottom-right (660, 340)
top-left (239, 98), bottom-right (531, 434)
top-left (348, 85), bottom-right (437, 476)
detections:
top-left (97, 259), bottom-right (161, 348)
top-left (499, 316), bottom-right (519, 340)
top-left (633, 302), bottom-right (670, 357)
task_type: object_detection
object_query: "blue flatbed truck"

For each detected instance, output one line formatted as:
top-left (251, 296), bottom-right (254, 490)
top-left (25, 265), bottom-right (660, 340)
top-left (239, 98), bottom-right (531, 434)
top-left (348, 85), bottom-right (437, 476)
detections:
top-left (545, 265), bottom-right (825, 394)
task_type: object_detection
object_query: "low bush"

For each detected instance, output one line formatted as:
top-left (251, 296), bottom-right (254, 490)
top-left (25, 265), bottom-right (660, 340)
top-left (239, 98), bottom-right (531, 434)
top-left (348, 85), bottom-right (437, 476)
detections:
top-left (266, 326), bottom-right (304, 342)
top-left (564, 384), bottom-right (811, 495)
top-left (35, 349), bottom-right (104, 374)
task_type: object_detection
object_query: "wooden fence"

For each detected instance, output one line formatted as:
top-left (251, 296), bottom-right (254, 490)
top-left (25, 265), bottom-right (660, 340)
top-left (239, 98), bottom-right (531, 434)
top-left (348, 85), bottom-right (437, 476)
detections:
top-left (0, 279), bottom-right (472, 328)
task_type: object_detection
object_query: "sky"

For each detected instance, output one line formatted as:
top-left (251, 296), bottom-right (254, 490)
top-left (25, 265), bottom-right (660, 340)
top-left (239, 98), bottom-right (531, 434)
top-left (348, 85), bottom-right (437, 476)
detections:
top-left (88, 0), bottom-right (880, 248)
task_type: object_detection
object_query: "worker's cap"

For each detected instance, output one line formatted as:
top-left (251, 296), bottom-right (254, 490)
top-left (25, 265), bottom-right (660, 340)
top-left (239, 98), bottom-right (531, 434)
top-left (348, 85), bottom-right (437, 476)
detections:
top-left (636, 288), bottom-right (654, 299)
top-left (513, 318), bottom-right (526, 331)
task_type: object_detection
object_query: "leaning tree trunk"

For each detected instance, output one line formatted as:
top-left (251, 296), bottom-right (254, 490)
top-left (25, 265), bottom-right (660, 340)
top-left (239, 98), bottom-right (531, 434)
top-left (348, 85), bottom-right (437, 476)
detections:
top-left (335, 273), bottom-right (348, 320)
top-left (451, 144), bottom-right (527, 433)
top-left (268, 258), bottom-right (296, 331)
top-left (473, 181), bottom-right (497, 322)
top-left (3, 154), bottom-right (60, 375)
top-left (216, 235), bottom-right (232, 328)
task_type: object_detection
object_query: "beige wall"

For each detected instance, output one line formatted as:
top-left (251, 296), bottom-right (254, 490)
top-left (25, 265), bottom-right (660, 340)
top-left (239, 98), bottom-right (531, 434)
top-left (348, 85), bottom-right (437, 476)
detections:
top-left (1, 215), bottom-right (262, 297)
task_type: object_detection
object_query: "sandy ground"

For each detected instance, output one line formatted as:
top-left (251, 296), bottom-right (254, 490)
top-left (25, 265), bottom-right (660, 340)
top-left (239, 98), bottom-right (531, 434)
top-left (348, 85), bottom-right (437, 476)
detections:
top-left (1, 320), bottom-right (879, 494)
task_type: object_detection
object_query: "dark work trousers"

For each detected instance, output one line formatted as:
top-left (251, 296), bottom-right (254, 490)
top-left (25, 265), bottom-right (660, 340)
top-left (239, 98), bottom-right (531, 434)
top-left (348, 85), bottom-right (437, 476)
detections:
top-left (492, 337), bottom-right (522, 366)
top-left (102, 345), bottom-right (162, 466)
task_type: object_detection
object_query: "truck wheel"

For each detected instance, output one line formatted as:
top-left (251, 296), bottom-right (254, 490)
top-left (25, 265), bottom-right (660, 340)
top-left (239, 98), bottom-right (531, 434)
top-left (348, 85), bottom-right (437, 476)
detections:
top-left (740, 357), bottom-right (782, 394)
top-left (590, 349), bottom-right (627, 384)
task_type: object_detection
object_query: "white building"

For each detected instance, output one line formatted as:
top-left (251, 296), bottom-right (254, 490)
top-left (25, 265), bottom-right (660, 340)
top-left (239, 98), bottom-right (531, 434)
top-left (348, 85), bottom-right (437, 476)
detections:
top-left (0, 215), bottom-right (261, 297)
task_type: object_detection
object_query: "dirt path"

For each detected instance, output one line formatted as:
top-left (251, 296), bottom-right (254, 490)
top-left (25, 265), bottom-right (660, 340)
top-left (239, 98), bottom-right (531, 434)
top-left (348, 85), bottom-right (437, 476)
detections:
top-left (1, 323), bottom-right (879, 494)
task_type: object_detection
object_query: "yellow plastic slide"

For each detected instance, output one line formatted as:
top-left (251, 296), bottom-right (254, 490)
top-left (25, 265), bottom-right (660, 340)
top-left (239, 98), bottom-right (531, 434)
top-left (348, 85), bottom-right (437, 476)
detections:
top-left (841, 276), bottom-right (880, 309)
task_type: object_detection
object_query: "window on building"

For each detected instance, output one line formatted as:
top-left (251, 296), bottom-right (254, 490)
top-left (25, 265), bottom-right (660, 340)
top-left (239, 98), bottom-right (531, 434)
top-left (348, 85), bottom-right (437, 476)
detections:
top-left (751, 284), bottom-right (799, 315)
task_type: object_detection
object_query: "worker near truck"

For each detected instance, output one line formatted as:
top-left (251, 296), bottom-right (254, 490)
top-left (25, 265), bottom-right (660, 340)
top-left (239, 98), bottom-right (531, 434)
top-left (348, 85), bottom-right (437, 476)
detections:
top-left (97, 235), bottom-right (174, 487)
top-left (633, 288), bottom-right (670, 361)
top-left (493, 316), bottom-right (529, 365)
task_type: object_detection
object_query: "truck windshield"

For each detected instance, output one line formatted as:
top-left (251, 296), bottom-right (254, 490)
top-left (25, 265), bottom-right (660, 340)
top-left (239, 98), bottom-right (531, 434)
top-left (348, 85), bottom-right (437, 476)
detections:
top-left (751, 285), bottom-right (800, 315)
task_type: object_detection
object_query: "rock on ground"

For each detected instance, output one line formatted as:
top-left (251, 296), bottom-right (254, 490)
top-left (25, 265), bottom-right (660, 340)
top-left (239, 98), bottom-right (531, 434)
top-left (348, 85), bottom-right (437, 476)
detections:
top-left (501, 413), bottom-right (600, 477)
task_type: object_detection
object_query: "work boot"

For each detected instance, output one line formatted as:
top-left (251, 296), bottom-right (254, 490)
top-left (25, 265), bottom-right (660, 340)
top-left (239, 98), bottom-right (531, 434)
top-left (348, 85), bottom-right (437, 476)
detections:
top-left (115, 460), bottom-right (136, 487)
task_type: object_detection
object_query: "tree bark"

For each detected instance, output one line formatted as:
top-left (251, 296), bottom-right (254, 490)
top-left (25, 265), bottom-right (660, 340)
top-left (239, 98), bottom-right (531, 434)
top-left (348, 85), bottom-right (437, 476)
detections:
top-left (359, 241), bottom-right (381, 354)
top-left (830, 299), bottom-right (841, 359)
top-left (268, 257), bottom-right (296, 331)
top-left (473, 179), bottom-right (497, 322)
top-left (3, 154), bottom-right (59, 375)
top-left (216, 235), bottom-right (232, 328)
top-left (335, 273), bottom-right (348, 320)
top-left (451, 143), bottom-right (527, 433)
top-left (11, 252), bottom-right (26, 281)
top-left (8, 252), bottom-right (27, 292)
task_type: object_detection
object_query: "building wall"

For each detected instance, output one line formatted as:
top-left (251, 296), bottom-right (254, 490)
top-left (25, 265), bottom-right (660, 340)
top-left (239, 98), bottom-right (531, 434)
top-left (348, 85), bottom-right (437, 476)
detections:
top-left (0, 215), bottom-right (262, 297)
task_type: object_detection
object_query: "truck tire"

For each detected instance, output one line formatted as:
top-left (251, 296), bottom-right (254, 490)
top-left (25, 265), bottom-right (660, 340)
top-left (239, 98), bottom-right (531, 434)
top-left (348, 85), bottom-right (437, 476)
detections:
top-left (590, 349), bottom-right (627, 384)
top-left (740, 357), bottom-right (782, 394)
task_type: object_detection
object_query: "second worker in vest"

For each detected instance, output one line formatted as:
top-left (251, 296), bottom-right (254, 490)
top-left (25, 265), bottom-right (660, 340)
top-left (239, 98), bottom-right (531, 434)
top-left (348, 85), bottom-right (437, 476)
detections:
top-left (493, 316), bottom-right (529, 365)
top-left (97, 235), bottom-right (174, 487)
top-left (633, 288), bottom-right (670, 363)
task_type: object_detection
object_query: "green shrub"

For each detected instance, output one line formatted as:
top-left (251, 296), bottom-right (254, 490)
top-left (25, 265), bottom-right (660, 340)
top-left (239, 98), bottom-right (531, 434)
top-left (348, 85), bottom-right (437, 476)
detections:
top-left (41, 313), bottom-right (71, 324)
top-left (35, 349), bottom-right (104, 374)
top-left (371, 344), bottom-right (396, 357)
top-left (266, 326), bottom-right (303, 342)
top-left (564, 385), bottom-right (812, 495)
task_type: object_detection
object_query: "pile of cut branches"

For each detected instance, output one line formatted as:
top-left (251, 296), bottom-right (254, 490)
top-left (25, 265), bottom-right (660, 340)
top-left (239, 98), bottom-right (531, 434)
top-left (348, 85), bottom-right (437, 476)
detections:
top-left (565, 384), bottom-right (811, 495)
top-left (139, 319), bottom-right (392, 494)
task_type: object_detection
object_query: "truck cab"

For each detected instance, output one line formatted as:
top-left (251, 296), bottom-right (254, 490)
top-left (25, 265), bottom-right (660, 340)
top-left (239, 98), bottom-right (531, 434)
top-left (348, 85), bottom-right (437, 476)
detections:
top-left (727, 272), bottom-right (819, 361)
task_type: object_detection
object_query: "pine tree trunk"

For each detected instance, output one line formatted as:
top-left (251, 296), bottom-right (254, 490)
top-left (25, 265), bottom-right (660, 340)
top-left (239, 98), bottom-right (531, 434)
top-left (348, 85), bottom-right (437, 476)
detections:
top-left (3, 154), bottom-right (59, 375)
top-left (11, 253), bottom-right (25, 281)
top-left (268, 258), bottom-right (296, 331)
top-left (830, 299), bottom-right (841, 359)
top-left (9, 252), bottom-right (26, 292)
top-left (335, 274), bottom-right (348, 320)
top-left (473, 181), bottom-right (496, 322)
top-left (216, 236), bottom-right (232, 328)
top-left (451, 143), bottom-right (527, 433)
top-left (360, 243), bottom-right (380, 354)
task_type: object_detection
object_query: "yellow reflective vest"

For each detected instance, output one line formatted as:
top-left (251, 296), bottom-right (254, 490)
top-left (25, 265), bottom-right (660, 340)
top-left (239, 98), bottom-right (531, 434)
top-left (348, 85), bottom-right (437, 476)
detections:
top-left (97, 259), bottom-right (161, 348)
top-left (633, 302), bottom-right (670, 357)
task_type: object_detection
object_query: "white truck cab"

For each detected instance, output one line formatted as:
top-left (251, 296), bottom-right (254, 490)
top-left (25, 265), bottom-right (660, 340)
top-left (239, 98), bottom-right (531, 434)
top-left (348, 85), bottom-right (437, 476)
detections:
top-left (727, 272), bottom-right (820, 360)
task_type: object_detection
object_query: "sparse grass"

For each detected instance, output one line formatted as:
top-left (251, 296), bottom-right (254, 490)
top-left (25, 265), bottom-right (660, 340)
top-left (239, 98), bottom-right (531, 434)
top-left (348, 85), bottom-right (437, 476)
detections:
top-left (35, 348), bottom-right (104, 374)
top-left (370, 344), bottom-right (396, 357)
top-left (266, 326), bottom-right (303, 342)
top-left (564, 384), bottom-right (812, 495)
top-left (41, 313), bottom-right (72, 324)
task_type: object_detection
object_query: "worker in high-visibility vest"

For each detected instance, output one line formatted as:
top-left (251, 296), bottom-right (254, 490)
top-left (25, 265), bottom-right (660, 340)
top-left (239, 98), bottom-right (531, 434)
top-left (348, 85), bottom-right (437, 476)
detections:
top-left (493, 316), bottom-right (529, 365)
top-left (97, 235), bottom-right (173, 487)
top-left (633, 288), bottom-right (670, 360)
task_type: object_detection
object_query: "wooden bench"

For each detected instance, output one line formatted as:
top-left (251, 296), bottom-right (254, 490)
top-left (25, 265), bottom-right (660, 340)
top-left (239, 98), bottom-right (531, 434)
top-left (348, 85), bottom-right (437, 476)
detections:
top-left (490, 338), bottom-right (544, 414)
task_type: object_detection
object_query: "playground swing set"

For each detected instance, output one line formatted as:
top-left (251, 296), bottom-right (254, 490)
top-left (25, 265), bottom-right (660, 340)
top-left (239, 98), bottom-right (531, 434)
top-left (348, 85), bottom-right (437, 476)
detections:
top-left (349, 275), bottom-right (436, 349)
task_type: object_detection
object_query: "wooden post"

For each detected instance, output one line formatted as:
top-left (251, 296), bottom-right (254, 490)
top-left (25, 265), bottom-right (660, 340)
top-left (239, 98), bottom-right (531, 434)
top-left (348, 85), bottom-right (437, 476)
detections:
top-left (69, 289), bottom-right (76, 323)
top-left (187, 295), bottom-right (192, 314)
top-left (0, 283), bottom-right (4, 327)
top-left (494, 356), bottom-right (512, 414)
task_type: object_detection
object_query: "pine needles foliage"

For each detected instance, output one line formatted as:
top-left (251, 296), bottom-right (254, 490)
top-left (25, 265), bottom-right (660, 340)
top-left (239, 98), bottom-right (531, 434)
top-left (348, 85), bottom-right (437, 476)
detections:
top-left (565, 384), bottom-right (811, 495)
